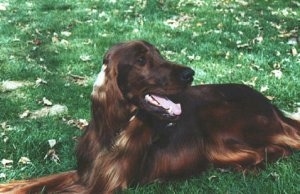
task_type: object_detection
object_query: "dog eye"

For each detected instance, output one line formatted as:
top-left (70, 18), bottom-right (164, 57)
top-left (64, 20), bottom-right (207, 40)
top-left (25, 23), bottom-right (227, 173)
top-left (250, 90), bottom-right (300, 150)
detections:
top-left (136, 57), bottom-right (146, 66)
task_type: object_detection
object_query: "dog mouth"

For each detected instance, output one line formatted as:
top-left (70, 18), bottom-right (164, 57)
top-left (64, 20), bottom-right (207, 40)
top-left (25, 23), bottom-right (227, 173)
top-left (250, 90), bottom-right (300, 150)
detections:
top-left (143, 94), bottom-right (182, 119)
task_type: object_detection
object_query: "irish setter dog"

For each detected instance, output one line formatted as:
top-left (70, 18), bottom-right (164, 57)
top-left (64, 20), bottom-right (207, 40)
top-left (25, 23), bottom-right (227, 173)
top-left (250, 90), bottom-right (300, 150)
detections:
top-left (1, 40), bottom-right (300, 193)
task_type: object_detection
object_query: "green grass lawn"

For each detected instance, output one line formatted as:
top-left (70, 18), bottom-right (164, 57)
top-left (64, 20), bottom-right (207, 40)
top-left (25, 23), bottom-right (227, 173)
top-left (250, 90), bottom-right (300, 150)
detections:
top-left (1, 0), bottom-right (300, 193)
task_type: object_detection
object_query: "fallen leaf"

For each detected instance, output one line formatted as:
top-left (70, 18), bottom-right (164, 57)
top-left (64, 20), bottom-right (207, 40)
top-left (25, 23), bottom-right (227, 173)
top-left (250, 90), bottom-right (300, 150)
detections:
top-left (48, 139), bottom-right (57, 148)
top-left (260, 85), bottom-right (269, 93)
top-left (66, 119), bottom-right (88, 130)
top-left (268, 172), bottom-right (280, 180)
top-left (253, 35), bottom-right (263, 44)
top-left (275, 51), bottom-right (281, 56)
top-left (270, 22), bottom-right (281, 31)
top-left (177, 0), bottom-right (206, 7)
top-left (271, 69), bottom-right (283, 79)
top-left (0, 122), bottom-right (13, 132)
top-left (236, 0), bottom-right (248, 6)
top-left (266, 96), bottom-right (275, 101)
top-left (164, 14), bottom-right (193, 29)
top-left (69, 74), bottom-right (88, 86)
top-left (1, 159), bottom-right (13, 168)
top-left (242, 77), bottom-right (257, 87)
top-left (187, 55), bottom-right (201, 61)
top-left (278, 29), bottom-right (298, 38)
top-left (30, 104), bottom-right (68, 119)
top-left (208, 175), bottom-right (218, 181)
top-left (61, 31), bottom-right (72, 37)
top-left (83, 39), bottom-right (93, 45)
top-left (52, 35), bottom-right (59, 43)
top-left (273, 62), bottom-right (281, 69)
top-left (35, 78), bottom-right (47, 86)
top-left (42, 97), bottom-right (53, 106)
top-left (18, 157), bottom-right (31, 165)
top-left (0, 3), bottom-right (9, 11)
top-left (80, 54), bottom-right (91, 62)
top-left (1, 80), bottom-right (30, 92)
top-left (291, 47), bottom-right (298, 56)
top-left (132, 28), bottom-right (139, 33)
top-left (60, 39), bottom-right (69, 46)
top-left (287, 37), bottom-right (298, 45)
top-left (292, 1), bottom-right (300, 7)
top-left (236, 41), bottom-right (251, 49)
top-left (98, 11), bottom-right (108, 18)
top-left (3, 136), bottom-right (9, 143)
top-left (44, 149), bottom-right (60, 163)
top-left (19, 110), bottom-right (30, 119)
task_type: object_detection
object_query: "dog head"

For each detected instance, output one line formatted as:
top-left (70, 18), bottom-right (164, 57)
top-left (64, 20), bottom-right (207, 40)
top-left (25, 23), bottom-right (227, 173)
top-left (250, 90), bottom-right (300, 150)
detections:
top-left (93, 40), bottom-right (194, 120)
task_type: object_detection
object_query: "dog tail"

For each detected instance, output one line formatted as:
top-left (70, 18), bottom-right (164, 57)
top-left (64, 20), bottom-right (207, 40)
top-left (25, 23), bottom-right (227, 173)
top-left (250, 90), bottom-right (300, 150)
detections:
top-left (0, 170), bottom-right (84, 193)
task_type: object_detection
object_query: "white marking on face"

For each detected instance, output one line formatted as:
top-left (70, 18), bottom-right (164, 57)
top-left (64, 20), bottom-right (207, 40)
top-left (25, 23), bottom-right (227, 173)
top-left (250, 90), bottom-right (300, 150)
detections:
top-left (93, 65), bottom-right (107, 93)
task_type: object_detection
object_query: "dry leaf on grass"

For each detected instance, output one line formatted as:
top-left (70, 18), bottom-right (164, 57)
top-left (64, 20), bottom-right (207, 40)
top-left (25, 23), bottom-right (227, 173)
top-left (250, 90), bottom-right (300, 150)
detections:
top-left (164, 14), bottom-right (193, 29)
top-left (52, 34), bottom-right (59, 43)
top-left (44, 149), bottom-right (60, 163)
top-left (66, 118), bottom-right (88, 130)
top-left (19, 105), bottom-right (68, 119)
top-left (287, 37), bottom-right (298, 46)
top-left (60, 39), bottom-right (69, 46)
top-left (18, 157), bottom-right (31, 165)
top-left (2, 135), bottom-right (9, 143)
top-left (1, 80), bottom-right (31, 92)
top-left (208, 175), bottom-right (218, 181)
top-left (1, 122), bottom-right (12, 131)
top-left (0, 3), bottom-right (9, 11)
top-left (278, 29), bottom-right (298, 38)
top-left (236, 41), bottom-right (251, 49)
top-left (266, 96), bottom-right (275, 101)
top-left (242, 77), bottom-right (257, 87)
top-left (291, 47), bottom-right (298, 56)
top-left (0, 173), bottom-right (6, 179)
top-left (19, 110), bottom-right (30, 119)
top-left (80, 54), bottom-right (91, 62)
top-left (44, 140), bottom-right (59, 163)
top-left (48, 139), bottom-right (57, 148)
top-left (1, 122), bottom-right (13, 143)
top-left (30, 104), bottom-right (68, 119)
top-left (268, 172), bottom-right (280, 181)
top-left (260, 86), bottom-right (269, 93)
top-left (61, 31), bottom-right (72, 37)
top-left (41, 97), bottom-right (53, 106)
top-left (35, 78), bottom-right (47, 86)
top-left (271, 69), bottom-right (283, 79)
top-left (69, 74), bottom-right (89, 86)
top-left (1, 159), bottom-right (13, 168)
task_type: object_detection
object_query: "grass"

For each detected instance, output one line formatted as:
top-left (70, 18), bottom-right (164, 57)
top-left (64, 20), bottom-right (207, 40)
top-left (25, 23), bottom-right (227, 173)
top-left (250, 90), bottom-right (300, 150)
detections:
top-left (0, 0), bottom-right (300, 193)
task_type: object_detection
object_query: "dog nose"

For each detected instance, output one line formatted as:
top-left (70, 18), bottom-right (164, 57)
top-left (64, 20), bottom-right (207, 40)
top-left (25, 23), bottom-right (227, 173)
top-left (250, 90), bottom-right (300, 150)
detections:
top-left (180, 68), bottom-right (195, 84)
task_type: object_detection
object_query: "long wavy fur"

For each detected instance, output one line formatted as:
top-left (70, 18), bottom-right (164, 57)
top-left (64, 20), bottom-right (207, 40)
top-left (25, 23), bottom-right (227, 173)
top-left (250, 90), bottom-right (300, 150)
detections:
top-left (1, 40), bottom-right (299, 194)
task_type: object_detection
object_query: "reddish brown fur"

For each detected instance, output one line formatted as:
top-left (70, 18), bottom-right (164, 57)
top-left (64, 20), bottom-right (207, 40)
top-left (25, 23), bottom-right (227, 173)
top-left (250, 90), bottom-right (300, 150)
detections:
top-left (1, 40), bottom-right (299, 193)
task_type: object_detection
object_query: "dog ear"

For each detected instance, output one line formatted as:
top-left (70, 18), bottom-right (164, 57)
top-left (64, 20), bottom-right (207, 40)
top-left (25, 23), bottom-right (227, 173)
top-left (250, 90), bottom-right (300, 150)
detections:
top-left (103, 42), bottom-right (126, 66)
top-left (91, 47), bottom-right (130, 132)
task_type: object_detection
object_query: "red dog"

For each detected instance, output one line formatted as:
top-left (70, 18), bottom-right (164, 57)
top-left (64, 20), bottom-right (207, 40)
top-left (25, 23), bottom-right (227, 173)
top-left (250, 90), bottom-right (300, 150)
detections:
top-left (1, 40), bottom-right (300, 193)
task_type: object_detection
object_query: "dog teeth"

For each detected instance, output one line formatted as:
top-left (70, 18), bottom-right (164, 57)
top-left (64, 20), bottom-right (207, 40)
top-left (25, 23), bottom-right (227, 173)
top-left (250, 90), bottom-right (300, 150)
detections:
top-left (145, 94), bottom-right (160, 106)
top-left (167, 107), bottom-right (172, 114)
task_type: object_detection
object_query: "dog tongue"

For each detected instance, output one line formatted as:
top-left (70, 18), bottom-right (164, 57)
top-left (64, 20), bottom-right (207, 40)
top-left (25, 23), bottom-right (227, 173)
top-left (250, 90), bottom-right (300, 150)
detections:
top-left (150, 95), bottom-right (182, 116)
